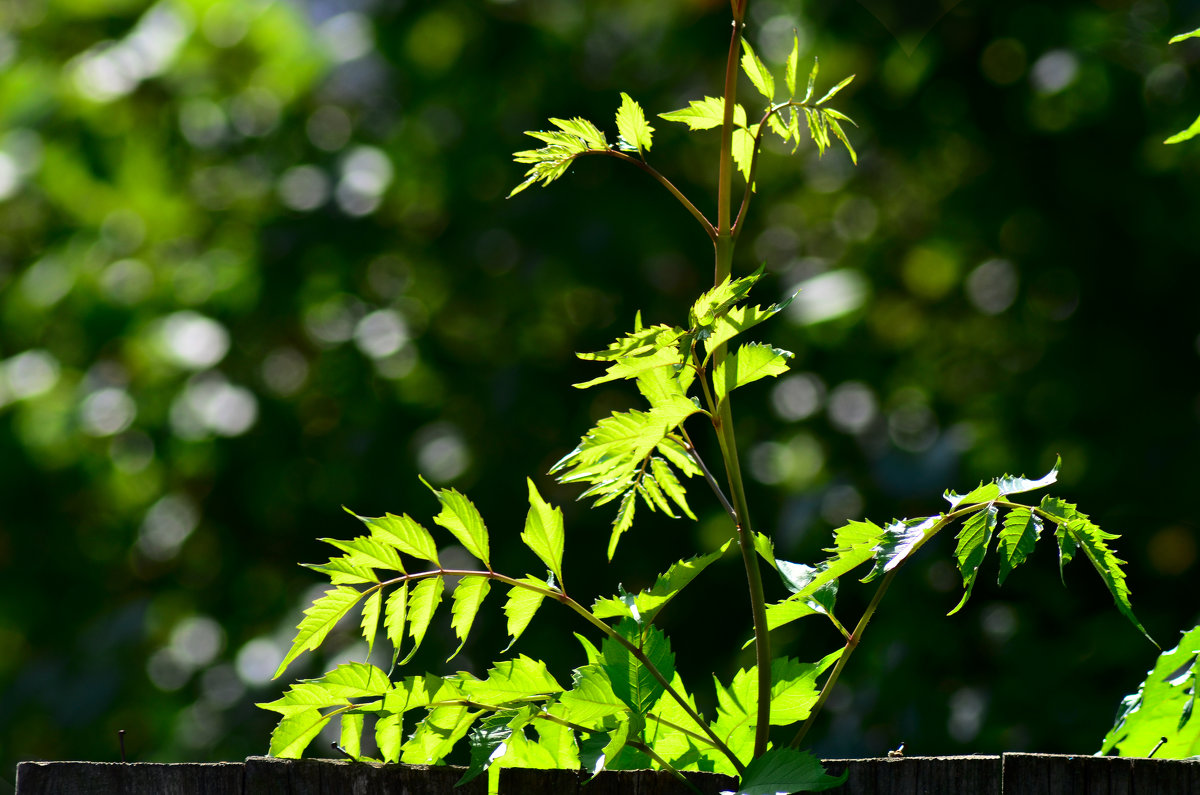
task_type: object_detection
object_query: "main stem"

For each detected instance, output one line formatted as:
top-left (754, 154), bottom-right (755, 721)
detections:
top-left (714, 3), bottom-right (773, 760)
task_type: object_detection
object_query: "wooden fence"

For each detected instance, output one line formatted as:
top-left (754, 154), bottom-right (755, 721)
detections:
top-left (15, 754), bottom-right (1200, 794)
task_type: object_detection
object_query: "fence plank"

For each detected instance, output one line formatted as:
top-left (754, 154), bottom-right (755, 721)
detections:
top-left (1002, 753), bottom-right (1200, 794)
top-left (497, 766), bottom-right (738, 794)
top-left (242, 756), bottom-right (485, 794)
top-left (823, 756), bottom-right (1002, 794)
top-left (15, 761), bottom-right (244, 795)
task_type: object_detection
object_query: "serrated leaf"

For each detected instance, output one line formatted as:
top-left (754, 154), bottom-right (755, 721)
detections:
top-left (322, 661), bottom-right (391, 696)
top-left (504, 575), bottom-right (550, 650)
top-left (826, 115), bottom-right (858, 165)
top-left (634, 544), bottom-right (729, 624)
top-left (458, 713), bottom-right (512, 786)
top-left (555, 664), bottom-right (627, 729)
top-left (731, 126), bottom-right (757, 183)
top-left (658, 96), bottom-right (747, 130)
top-left (785, 33), bottom-right (800, 96)
top-left (574, 343), bottom-right (684, 389)
top-left (304, 555), bottom-right (379, 586)
top-left (275, 586), bottom-right (366, 678)
top-left (1064, 516), bottom-right (1155, 645)
top-left (425, 482), bottom-right (490, 569)
top-left (339, 712), bottom-right (364, 759)
top-left (360, 589), bottom-right (382, 660)
top-left (615, 92), bottom-right (654, 154)
top-left (384, 583), bottom-right (407, 657)
top-left (601, 618), bottom-right (675, 715)
top-left (376, 711), bottom-right (402, 763)
top-left (862, 515), bottom-right (940, 583)
top-left (532, 716), bottom-right (580, 769)
top-left (268, 708), bottom-right (330, 758)
top-left (549, 116), bottom-right (607, 149)
top-left (448, 575), bottom-right (491, 661)
top-left (401, 705), bottom-right (480, 764)
top-left (948, 505), bottom-right (998, 616)
top-left (361, 511), bottom-right (440, 566)
top-left (322, 534), bottom-right (404, 574)
top-left (944, 482), bottom-right (1001, 510)
top-left (464, 656), bottom-right (564, 707)
top-left (608, 489), bottom-right (638, 561)
top-left (1099, 625), bottom-right (1200, 758)
top-left (741, 37), bottom-right (775, 101)
top-left (649, 456), bottom-right (697, 520)
top-left (816, 73), bottom-right (855, 105)
top-left (690, 266), bottom-right (764, 328)
top-left (522, 479), bottom-right (565, 585)
top-left (767, 111), bottom-right (790, 143)
top-left (997, 507), bottom-right (1042, 585)
top-left (736, 747), bottom-right (847, 794)
top-left (713, 342), bottom-right (793, 406)
top-left (946, 461), bottom-right (1059, 509)
top-left (400, 576), bottom-right (445, 664)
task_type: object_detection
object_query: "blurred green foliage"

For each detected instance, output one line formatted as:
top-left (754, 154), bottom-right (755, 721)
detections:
top-left (2, 0), bottom-right (1200, 781)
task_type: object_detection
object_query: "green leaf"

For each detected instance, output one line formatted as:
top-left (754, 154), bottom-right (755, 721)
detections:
top-left (360, 511), bottom-right (440, 566)
top-left (1169, 27), bottom-right (1200, 44)
top-left (458, 713), bottom-right (513, 786)
top-left (740, 37), bottom-right (775, 101)
top-left (401, 705), bottom-right (480, 764)
top-left (532, 716), bottom-right (580, 769)
top-left (785, 33), bottom-right (800, 96)
top-left (945, 460), bottom-right (1059, 509)
top-left (549, 116), bottom-right (608, 149)
top-left (615, 92), bottom-right (654, 154)
top-left (339, 712), bottom-right (364, 759)
top-left (400, 576), bottom-right (445, 664)
top-left (504, 574), bottom-right (551, 649)
top-left (862, 515), bottom-right (940, 583)
top-left (522, 479), bottom-right (566, 585)
top-left (1165, 113), bottom-right (1200, 145)
top-left (690, 266), bottom-right (764, 328)
top-left (275, 586), bottom-right (366, 678)
top-left (360, 589), bottom-right (382, 660)
top-left (635, 544), bottom-right (729, 623)
top-left (573, 343), bottom-right (684, 389)
top-left (948, 505), bottom-right (998, 616)
top-left (425, 482), bottom-right (490, 569)
top-left (731, 126), bottom-right (757, 183)
top-left (790, 520), bottom-right (885, 599)
top-left (996, 507), bottom-right (1042, 585)
top-left (649, 456), bottom-right (696, 520)
top-left (322, 661), bottom-right (392, 697)
top-left (826, 114), bottom-right (858, 165)
top-left (384, 583), bottom-right (407, 658)
top-left (448, 575), bottom-right (491, 661)
top-left (321, 534), bottom-right (404, 573)
top-left (702, 294), bottom-right (796, 359)
top-left (555, 664), bottom-right (627, 729)
top-left (1100, 625), bottom-right (1200, 757)
top-left (303, 555), bottom-right (379, 586)
top-left (601, 618), bottom-right (675, 715)
top-left (736, 747), bottom-right (847, 794)
top-left (816, 73), bottom-right (855, 105)
top-left (804, 57), bottom-right (819, 103)
top-left (608, 489), bottom-right (638, 561)
top-left (1064, 515), bottom-right (1156, 646)
top-left (376, 711), bottom-right (403, 763)
top-left (658, 96), bottom-right (747, 131)
top-left (268, 708), bottom-right (330, 758)
top-left (462, 655), bottom-right (564, 706)
top-left (713, 342), bottom-right (793, 406)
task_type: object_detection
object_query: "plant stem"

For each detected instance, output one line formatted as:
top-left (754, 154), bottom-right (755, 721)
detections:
top-left (712, 1), bottom-right (772, 760)
top-left (678, 428), bottom-right (737, 524)
top-left (789, 568), bottom-right (897, 749)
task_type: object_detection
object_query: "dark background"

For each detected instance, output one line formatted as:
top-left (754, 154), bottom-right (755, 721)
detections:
top-left (2, 0), bottom-right (1199, 784)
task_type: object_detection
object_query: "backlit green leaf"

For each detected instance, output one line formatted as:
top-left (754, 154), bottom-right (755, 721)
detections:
top-left (997, 507), bottom-right (1042, 585)
top-left (376, 711), bottom-right (402, 763)
top-left (1169, 27), bottom-right (1200, 44)
top-left (804, 57), bottom-right (819, 103)
top-left (1100, 625), bottom-right (1200, 757)
top-left (741, 37), bottom-right (775, 101)
top-left (785, 33), bottom-right (800, 96)
top-left (1064, 515), bottom-right (1155, 646)
top-left (948, 505), bottom-right (998, 616)
top-left (362, 511), bottom-right (440, 566)
top-left (863, 515), bottom-right (940, 583)
top-left (731, 126), bottom-right (756, 183)
top-left (360, 588), bottom-right (382, 659)
top-left (448, 575), bottom-right (491, 661)
top-left (268, 708), bottom-right (330, 758)
top-left (649, 456), bottom-right (696, 520)
top-left (322, 534), bottom-right (404, 573)
top-left (425, 482), bottom-right (490, 569)
top-left (384, 583), bottom-right (407, 657)
top-left (549, 116), bottom-right (607, 149)
top-left (400, 576), bottom-right (445, 664)
top-left (555, 664), bottom-right (626, 729)
top-left (658, 96), bottom-right (747, 130)
top-left (275, 585), bottom-right (365, 678)
top-left (463, 655), bottom-right (563, 706)
top-left (401, 705), bottom-right (480, 765)
top-left (522, 479), bottom-right (565, 585)
top-left (339, 712), bottom-right (364, 759)
top-left (816, 73), bottom-right (855, 105)
top-left (601, 618), bottom-right (675, 715)
top-left (615, 92), bottom-right (654, 154)
top-left (1165, 113), bottom-right (1200, 145)
top-left (701, 294), bottom-right (796, 358)
top-left (303, 555), bottom-right (378, 585)
top-left (713, 342), bottom-right (793, 406)
top-left (633, 544), bottom-right (729, 624)
top-left (504, 574), bottom-right (551, 649)
top-left (690, 266), bottom-right (764, 328)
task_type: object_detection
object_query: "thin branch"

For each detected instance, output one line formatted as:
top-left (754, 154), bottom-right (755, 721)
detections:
top-left (678, 427), bottom-right (737, 524)
top-left (584, 150), bottom-right (716, 242)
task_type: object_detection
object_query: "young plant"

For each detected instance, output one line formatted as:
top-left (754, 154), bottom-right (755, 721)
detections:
top-left (262, 4), bottom-right (1155, 792)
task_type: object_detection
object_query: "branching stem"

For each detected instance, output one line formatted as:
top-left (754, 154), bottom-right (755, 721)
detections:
top-left (678, 427), bottom-right (737, 524)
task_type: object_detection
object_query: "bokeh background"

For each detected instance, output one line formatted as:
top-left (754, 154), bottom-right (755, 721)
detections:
top-left (2, 0), bottom-right (1200, 784)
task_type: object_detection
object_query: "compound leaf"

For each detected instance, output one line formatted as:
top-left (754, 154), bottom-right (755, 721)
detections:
top-left (549, 116), bottom-right (607, 149)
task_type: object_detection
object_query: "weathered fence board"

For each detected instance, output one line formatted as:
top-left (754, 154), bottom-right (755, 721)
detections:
top-left (15, 754), bottom-right (1200, 794)
top-left (824, 755), bottom-right (1002, 794)
top-left (1002, 753), bottom-right (1200, 795)
top-left (14, 761), bottom-right (244, 795)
